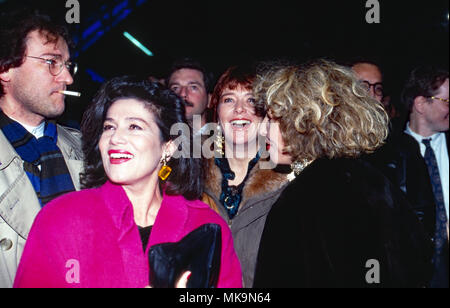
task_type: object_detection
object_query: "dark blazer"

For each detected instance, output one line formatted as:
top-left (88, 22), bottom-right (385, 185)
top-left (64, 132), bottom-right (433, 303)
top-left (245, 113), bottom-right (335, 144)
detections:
top-left (253, 158), bottom-right (433, 288)
top-left (377, 131), bottom-right (449, 287)
top-left (369, 131), bottom-right (449, 241)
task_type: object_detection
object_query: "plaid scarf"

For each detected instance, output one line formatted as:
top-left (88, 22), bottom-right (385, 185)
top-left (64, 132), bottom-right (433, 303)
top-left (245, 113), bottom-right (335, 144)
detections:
top-left (0, 110), bottom-right (76, 206)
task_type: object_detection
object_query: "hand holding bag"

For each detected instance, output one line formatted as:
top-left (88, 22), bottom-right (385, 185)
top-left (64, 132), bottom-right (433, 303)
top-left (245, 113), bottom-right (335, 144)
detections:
top-left (148, 223), bottom-right (222, 288)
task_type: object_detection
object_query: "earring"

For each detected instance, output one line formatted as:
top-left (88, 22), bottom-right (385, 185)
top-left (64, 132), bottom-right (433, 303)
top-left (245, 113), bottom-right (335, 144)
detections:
top-left (158, 154), bottom-right (172, 181)
top-left (215, 124), bottom-right (225, 156)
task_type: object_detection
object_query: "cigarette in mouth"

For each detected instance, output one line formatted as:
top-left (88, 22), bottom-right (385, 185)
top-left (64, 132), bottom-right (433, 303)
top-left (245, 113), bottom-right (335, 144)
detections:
top-left (58, 90), bottom-right (81, 97)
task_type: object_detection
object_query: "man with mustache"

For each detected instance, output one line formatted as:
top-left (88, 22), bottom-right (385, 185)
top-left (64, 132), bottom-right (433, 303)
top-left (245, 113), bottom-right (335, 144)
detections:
top-left (167, 58), bottom-right (214, 128)
top-left (0, 10), bottom-right (84, 287)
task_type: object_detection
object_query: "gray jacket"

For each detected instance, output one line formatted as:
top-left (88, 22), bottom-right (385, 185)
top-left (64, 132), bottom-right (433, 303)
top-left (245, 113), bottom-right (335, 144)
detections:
top-left (202, 159), bottom-right (288, 288)
top-left (0, 126), bottom-right (84, 287)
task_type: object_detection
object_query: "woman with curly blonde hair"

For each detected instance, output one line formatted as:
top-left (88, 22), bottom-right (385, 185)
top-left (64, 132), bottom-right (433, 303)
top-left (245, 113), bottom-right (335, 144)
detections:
top-left (252, 59), bottom-right (432, 288)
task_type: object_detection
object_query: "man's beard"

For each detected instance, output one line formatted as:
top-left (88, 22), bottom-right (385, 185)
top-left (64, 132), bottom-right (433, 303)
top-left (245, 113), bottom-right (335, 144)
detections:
top-left (14, 86), bottom-right (65, 120)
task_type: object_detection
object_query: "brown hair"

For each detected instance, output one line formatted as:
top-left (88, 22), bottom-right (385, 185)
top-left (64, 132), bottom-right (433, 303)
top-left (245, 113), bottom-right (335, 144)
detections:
top-left (0, 9), bottom-right (71, 97)
top-left (210, 65), bottom-right (256, 122)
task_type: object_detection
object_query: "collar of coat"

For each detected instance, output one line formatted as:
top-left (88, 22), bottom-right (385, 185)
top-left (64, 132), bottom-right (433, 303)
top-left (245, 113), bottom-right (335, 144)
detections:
top-left (204, 157), bottom-right (289, 208)
top-left (0, 125), bottom-right (83, 169)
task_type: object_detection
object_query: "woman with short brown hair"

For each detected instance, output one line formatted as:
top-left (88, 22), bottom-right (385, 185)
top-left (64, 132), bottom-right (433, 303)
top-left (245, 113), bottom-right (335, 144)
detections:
top-left (202, 65), bottom-right (289, 288)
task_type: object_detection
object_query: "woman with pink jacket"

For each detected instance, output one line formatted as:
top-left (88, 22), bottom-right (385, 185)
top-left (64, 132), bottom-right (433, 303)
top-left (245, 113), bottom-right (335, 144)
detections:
top-left (14, 77), bottom-right (242, 288)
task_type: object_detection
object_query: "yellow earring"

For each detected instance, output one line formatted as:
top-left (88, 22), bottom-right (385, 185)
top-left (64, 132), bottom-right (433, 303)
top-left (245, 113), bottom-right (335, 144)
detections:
top-left (158, 154), bottom-right (172, 181)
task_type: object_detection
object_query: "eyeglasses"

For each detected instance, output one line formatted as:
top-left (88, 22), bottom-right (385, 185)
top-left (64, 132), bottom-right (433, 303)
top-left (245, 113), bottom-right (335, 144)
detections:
top-left (427, 96), bottom-right (449, 104)
top-left (26, 55), bottom-right (78, 76)
top-left (360, 80), bottom-right (383, 96)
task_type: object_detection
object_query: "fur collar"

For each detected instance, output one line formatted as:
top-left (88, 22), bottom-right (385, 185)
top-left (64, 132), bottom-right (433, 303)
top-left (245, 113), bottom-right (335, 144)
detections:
top-left (204, 158), bottom-right (289, 207)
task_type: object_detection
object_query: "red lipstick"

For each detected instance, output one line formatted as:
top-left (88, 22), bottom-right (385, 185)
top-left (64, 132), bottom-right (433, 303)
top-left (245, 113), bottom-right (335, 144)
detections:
top-left (108, 150), bottom-right (134, 165)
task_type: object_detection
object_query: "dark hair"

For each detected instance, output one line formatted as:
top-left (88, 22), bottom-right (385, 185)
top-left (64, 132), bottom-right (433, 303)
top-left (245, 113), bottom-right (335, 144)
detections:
top-left (343, 56), bottom-right (383, 73)
top-left (166, 57), bottom-right (215, 93)
top-left (80, 76), bottom-right (204, 200)
top-left (401, 65), bottom-right (449, 113)
top-left (0, 9), bottom-right (72, 97)
top-left (210, 65), bottom-right (256, 122)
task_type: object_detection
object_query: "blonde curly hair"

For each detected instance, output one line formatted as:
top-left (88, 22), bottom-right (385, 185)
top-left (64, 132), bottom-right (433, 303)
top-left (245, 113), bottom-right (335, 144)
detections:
top-left (254, 59), bottom-right (389, 162)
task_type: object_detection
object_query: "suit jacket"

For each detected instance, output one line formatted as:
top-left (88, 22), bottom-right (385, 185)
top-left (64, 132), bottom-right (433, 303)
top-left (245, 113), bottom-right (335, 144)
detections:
top-left (14, 181), bottom-right (242, 288)
top-left (0, 126), bottom-right (83, 288)
top-left (392, 131), bottom-right (449, 287)
top-left (369, 131), bottom-right (449, 239)
top-left (254, 158), bottom-right (433, 288)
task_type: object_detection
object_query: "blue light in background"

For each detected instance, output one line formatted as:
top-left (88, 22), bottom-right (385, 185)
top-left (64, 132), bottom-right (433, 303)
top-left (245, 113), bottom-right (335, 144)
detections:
top-left (74, 0), bottom-right (149, 57)
top-left (85, 69), bottom-right (106, 83)
top-left (112, 9), bottom-right (132, 27)
top-left (123, 32), bottom-right (154, 56)
top-left (112, 0), bottom-right (129, 16)
top-left (82, 21), bottom-right (102, 40)
top-left (82, 30), bottom-right (106, 52)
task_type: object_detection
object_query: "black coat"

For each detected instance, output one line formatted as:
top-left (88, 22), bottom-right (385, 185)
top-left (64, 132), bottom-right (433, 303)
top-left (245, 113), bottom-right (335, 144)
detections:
top-left (253, 158), bottom-right (433, 288)
top-left (367, 133), bottom-right (447, 240)
top-left (369, 131), bottom-right (449, 287)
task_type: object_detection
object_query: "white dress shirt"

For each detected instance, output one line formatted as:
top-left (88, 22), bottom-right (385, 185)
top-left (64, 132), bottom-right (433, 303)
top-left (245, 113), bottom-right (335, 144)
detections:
top-left (19, 121), bottom-right (45, 139)
top-left (405, 123), bottom-right (449, 219)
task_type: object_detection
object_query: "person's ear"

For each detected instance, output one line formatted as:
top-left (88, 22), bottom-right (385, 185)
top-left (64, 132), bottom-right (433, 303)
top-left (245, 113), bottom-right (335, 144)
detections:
top-left (0, 69), bottom-right (12, 84)
top-left (413, 96), bottom-right (428, 114)
top-left (162, 140), bottom-right (177, 162)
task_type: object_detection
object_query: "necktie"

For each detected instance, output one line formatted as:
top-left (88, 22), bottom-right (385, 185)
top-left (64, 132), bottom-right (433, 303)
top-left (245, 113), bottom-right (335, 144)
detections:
top-left (422, 139), bottom-right (448, 246)
top-left (422, 138), bottom-right (448, 287)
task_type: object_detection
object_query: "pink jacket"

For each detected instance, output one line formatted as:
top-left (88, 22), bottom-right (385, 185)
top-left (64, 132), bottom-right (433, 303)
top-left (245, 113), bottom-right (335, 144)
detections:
top-left (14, 181), bottom-right (242, 288)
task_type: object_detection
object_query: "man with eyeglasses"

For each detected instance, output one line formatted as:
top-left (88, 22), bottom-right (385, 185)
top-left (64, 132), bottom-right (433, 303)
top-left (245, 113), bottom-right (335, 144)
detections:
top-left (0, 10), bottom-right (83, 287)
top-left (380, 65), bottom-right (449, 288)
top-left (351, 59), bottom-right (399, 121)
top-left (352, 61), bottom-right (384, 102)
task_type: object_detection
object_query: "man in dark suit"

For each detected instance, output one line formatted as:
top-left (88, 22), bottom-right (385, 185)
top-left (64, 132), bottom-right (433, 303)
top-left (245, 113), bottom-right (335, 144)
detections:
top-left (386, 65), bottom-right (449, 288)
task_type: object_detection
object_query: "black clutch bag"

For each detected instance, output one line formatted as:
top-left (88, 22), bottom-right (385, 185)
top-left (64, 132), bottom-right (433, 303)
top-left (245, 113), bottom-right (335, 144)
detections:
top-left (148, 223), bottom-right (222, 288)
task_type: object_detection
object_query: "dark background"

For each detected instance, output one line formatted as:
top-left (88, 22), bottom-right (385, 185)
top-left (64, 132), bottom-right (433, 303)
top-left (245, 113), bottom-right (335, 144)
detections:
top-left (1, 0), bottom-right (449, 126)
